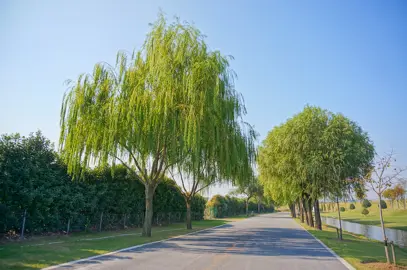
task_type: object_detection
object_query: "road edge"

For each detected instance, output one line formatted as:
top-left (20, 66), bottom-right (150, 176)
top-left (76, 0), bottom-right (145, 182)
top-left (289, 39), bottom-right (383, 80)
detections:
top-left (42, 223), bottom-right (229, 270)
top-left (295, 220), bottom-right (355, 270)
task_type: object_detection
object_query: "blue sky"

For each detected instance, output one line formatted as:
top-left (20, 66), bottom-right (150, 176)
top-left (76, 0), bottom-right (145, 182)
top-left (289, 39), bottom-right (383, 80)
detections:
top-left (1, 1), bottom-right (406, 197)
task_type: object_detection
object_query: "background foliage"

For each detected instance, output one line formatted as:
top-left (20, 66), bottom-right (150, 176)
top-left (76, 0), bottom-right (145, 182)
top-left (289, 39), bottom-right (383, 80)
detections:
top-left (205, 194), bottom-right (274, 218)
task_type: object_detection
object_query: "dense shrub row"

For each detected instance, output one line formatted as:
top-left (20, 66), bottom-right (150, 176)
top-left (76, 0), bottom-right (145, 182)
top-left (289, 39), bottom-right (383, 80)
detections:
top-left (0, 132), bottom-right (206, 236)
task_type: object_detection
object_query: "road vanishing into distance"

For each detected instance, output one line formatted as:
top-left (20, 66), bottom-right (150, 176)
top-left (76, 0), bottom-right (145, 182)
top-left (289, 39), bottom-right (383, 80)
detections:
top-left (48, 213), bottom-right (351, 270)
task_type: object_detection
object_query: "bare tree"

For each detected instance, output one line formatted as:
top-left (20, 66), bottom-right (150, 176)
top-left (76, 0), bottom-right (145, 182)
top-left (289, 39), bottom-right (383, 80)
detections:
top-left (362, 150), bottom-right (407, 263)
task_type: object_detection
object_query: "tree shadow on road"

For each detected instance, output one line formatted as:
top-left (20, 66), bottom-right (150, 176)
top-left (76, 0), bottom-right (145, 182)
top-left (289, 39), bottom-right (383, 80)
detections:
top-left (126, 227), bottom-right (336, 258)
top-left (54, 221), bottom-right (340, 268)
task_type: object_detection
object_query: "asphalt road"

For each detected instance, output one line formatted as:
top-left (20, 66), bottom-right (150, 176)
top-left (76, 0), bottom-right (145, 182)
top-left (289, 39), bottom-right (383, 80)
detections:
top-left (49, 212), bottom-right (350, 270)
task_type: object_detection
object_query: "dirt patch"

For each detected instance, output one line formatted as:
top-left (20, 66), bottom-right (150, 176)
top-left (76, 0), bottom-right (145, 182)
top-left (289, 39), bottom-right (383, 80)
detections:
top-left (361, 262), bottom-right (407, 270)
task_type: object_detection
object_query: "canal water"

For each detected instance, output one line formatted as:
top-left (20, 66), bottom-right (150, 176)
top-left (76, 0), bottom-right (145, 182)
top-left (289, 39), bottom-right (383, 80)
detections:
top-left (321, 216), bottom-right (407, 248)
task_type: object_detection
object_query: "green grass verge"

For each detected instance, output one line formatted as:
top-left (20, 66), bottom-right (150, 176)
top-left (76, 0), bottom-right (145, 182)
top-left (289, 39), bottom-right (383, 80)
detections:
top-left (321, 206), bottom-right (407, 231)
top-left (296, 219), bottom-right (407, 269)
top-left (0, 219), bottom-right (234, 270)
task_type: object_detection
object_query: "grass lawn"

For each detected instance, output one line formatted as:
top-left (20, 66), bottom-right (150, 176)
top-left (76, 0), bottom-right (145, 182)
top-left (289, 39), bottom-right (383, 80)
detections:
top-left (0, 219), bottom-right (237, 270)
top-left (321, 202), bottom-right (407, 231)
top-left (297, 219), bottom-right (407, 270)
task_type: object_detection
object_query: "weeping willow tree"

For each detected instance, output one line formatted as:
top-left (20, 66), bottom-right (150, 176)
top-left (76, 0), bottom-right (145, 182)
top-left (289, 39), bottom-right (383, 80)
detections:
top-left (59, 14), bottom-right (256, 236)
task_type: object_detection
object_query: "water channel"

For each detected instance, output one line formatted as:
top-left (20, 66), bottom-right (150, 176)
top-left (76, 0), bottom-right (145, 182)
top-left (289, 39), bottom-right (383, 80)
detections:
top-left (321, 216), bottom-right (407, 248)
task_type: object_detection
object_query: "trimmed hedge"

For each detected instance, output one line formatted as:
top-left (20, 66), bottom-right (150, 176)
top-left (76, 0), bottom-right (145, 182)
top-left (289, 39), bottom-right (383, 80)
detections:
top-left (0, 132), bottom-right (206, 235)
top-left (379, 200), bottom-right (387, 209)
top-left (362, 208), bottom-right (369, 216)
top-left (362, 199), bottom-right (372, 208)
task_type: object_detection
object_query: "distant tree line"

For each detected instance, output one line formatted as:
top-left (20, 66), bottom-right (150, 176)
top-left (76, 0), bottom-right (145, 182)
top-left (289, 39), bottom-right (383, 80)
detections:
top-left (205, 194), bottom-right (274, 218)
top-left (383, 184), bottom-right (406, 209)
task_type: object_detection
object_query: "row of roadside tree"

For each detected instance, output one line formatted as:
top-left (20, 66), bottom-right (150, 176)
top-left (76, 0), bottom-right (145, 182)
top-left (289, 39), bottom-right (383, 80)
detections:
top-left (258, 106), bottom-right (375, 231)
top-left (258, 105), bottom-right (406, 264)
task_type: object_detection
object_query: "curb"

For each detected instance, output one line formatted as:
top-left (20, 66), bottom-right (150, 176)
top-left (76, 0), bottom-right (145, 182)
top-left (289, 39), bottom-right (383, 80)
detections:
top-left (42, 223), bottom-right (229, 270)
top-left (296, 221), bottom-right (355, 270)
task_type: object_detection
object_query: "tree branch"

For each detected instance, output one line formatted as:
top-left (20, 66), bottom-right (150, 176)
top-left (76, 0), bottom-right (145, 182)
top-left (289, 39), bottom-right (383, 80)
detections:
top-left (113, 154), bottom-right (145, 184)
top-left (195, 178), bottom-right (217, 194)
top-left (175, 165), bottom-right (189, 196)
top-left (119, 143), bottom-right (148, 181)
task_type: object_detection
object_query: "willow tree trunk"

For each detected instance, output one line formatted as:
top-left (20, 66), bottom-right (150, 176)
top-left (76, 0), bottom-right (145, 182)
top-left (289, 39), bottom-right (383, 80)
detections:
top-left (336, 197), bottom-right (343, 240)
top-left (307, 198), bottom-right (314, 228)
top-left (302, 198), bottom-right (309, 226)
top-left (291, 204), bottom-right (296, 218)
top-left (314, 200), bottom-right (322, 230)
top-left (378, 194), bottom-right (390, 263)
top-left (246, 199), bottom-right (249, 216)
top-left (299, 200), bottom-right (305, 223)
top-left (186, 198), bottom-right (192, 230)
top-left (143, 185), bottom-right (155, 237)
top-left (258, 201), bottom-right (261, 213)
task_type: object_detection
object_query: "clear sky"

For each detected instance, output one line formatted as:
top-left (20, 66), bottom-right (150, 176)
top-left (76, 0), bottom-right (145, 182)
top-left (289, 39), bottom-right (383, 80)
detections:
top-left (1, 1), bottom-right (406, 197)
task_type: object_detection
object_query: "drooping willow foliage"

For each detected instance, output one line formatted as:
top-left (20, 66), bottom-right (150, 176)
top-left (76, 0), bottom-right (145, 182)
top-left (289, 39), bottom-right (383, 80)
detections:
top-left (60, 14), bottom-right (256, 236)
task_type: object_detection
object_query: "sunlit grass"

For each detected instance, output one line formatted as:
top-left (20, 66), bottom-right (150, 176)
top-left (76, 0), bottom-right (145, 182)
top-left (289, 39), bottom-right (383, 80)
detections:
top-left (0, 218), bottom-right (238, 270)
top-left (297, 219), bottom-right (407, 269)
top-left (80, 249), bottom-right (109, 255)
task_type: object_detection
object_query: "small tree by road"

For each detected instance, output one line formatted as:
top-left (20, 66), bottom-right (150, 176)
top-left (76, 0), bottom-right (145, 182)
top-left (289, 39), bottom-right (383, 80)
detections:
top-left (232, 179), bottom-right (262, 216)
top-left (169, 160), bottom-right (218, 230)
top-left (361, 151), bottom-right (407, 263)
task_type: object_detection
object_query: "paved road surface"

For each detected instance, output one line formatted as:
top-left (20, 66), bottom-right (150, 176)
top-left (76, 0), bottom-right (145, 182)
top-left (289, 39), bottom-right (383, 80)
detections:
top-left (49, 212), bottom-right (349, 270)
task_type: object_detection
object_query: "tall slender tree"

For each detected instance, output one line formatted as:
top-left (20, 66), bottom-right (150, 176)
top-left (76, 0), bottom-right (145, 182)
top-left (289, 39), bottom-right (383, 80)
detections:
top-left (59, 14), bottom-right (255, 237)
